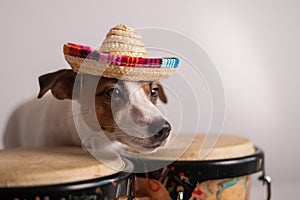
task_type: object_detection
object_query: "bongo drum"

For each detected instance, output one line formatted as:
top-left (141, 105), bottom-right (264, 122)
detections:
top-left (134, 134), bottom-right (271, 200)
top-left (0, 147), bottom-right (134, 200)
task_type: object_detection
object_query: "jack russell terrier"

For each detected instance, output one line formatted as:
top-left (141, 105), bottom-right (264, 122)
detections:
top-left (3, 69), bottom-right (171, 153)
top-left (3, 24), bottom-right (179, 153)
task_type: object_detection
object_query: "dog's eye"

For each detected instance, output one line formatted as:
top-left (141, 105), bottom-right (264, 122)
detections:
top-left (150, 87), bottom-right (159, 97)
top-left (106, 88), bottom-right (121, 98)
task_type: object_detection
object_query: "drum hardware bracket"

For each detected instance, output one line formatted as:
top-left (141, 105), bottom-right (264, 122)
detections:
top-left (258, 174), bottom-right (271, 200)
top-left (176, 186), bottom-right (184, 200)
top-left (258, 152), bottom-right (272, 200)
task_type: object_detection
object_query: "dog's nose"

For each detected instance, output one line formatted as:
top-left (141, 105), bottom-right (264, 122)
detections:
top-left (148, 120), bottom-right (171, 139)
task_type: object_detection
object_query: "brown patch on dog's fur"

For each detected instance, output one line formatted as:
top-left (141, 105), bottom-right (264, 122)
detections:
top-left (38, 69), bottom-right (168, 138)
top-left (38, 69), bottom-right (79, 99)
top-left (94, 78), bottom-right (120, 133)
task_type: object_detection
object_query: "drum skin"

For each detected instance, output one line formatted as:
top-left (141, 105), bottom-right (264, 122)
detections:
top-left (0, 147), bottom-right (134, 200)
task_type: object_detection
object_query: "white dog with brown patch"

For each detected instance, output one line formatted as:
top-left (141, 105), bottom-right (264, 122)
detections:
top-left (3, 69), bottom-right (171, 153)
top-left (3, 24), bottom-right (179, 153)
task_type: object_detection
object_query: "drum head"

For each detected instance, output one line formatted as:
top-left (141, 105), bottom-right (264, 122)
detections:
top-left (135, 134), bottom-right (264, 181)
top-left (0, 147), bottom-right (125, 187)
top-left (140, 134), bottom-right (255, 161)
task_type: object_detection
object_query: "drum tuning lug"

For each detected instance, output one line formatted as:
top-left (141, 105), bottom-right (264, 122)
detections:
top-left (177, 186), bottom-right (184, 200)
top-left (259, 174), bottom-right (272, 200)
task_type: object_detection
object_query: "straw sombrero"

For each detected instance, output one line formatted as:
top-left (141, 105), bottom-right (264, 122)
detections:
top-left (63, 24), bottom-right (179, 81)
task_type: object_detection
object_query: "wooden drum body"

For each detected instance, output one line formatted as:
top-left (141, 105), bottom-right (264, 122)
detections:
top-left (134, 135), bottom-right (271, 200)
top-left (0, 147), bottom-right (134, 200)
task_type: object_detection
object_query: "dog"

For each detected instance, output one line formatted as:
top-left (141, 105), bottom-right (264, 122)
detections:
top-left (3, 69), bottom-right (171, 153)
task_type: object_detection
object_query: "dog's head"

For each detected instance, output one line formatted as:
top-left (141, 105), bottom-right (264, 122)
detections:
top-left (38, 69), bottom-right (171, 153)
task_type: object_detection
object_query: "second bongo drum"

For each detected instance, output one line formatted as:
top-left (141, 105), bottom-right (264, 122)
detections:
top-left (133, 134), bottom-right (271, 200)
top-left (0, 147), bottom-right (134, 200)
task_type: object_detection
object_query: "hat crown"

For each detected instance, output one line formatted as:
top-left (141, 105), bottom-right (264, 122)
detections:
top-left (99, 24), bottom-right (147, 57)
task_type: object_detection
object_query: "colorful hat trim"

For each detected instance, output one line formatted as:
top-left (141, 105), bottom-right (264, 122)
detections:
top-left (63, 43), bottom-right (179, 69)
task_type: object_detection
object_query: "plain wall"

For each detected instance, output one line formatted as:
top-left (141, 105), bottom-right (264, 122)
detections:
top-left (1, 0), bottom-right (299, 198)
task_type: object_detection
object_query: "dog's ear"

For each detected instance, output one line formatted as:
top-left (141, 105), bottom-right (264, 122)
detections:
top-left (157, 83), bottom-right (168, 104)
top-left (38, 69), bottom-right (79, 100)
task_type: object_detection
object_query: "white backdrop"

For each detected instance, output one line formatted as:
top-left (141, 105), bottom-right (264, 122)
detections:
top-left (1, 1), bottom-right (299, 199)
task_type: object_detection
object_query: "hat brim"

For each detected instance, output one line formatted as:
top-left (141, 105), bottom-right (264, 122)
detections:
top-left (63, 43), bottom-right (179, 81)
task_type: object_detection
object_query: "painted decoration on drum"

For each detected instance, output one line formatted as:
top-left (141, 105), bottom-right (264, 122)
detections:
top-left (189, 177), bottom-right (250, 200)
top-left (136, 165), bottom-right (250, 200)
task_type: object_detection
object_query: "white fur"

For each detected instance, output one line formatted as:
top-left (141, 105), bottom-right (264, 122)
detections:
top-left (114, 82), bottom-right (166, 138)
top-left (3, 95), bottom-right (81, 148)
top-left (3, 82), bottom-right (169, 152)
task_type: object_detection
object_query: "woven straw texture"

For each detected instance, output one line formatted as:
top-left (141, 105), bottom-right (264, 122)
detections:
top-left (63, 24), bottom-right (179, 81)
